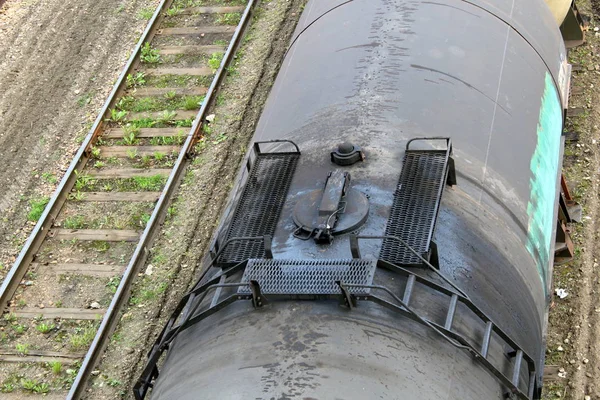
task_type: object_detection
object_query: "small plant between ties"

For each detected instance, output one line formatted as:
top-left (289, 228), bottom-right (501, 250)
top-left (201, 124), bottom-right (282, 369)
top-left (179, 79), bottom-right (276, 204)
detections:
top-left (141, 42), bottom-right (161, 64)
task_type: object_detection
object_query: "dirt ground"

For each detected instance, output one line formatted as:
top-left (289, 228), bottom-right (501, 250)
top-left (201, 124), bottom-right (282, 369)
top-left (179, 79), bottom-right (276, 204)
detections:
top-left (0, 0), bottom-right (159, 281)
top-left (543, 1), bottom-right (600, 399)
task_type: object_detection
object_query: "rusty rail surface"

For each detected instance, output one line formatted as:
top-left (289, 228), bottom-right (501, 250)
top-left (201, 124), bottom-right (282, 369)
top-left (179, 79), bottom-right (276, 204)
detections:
top-left (0, 0), bottom-right (256, 397)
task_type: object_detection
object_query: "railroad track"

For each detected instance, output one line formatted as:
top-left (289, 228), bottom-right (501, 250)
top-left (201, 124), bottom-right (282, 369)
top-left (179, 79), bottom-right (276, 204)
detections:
top-left (0, 0), bottom-right (254, 397)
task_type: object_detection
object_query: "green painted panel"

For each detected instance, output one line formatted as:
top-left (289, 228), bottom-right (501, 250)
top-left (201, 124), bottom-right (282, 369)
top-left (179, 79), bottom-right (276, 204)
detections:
top-left (526, 72), bottom-right (562, 292)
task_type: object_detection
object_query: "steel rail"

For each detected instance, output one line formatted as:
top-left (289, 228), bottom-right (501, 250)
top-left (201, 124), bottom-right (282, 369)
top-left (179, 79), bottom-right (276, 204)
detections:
top-left (67, 1), bottom-right (257, 398)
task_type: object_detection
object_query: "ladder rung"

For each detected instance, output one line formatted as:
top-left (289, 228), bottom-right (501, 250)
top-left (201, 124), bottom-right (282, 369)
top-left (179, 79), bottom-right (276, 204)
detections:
top-left (444, 294), bottom-right (458, 330)
top-left (402, 274), bottom-right (416, 306)
top-left (511, 349), bottom-right (524, 387)
top-left (181, 293), bottom-right (196, 321)
top-left (481, 321), bottom-right (493, 358)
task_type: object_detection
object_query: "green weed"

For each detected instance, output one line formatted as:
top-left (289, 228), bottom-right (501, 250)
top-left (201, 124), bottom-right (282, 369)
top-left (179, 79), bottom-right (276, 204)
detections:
top-left (208, 52), bottom-right (224, 71)
top-left (137, 7), bottom-right (155, 20)
top-left (77, 93), bottom-right (92, 107)
top-left (63, 215), bottom-right (86, 229)
top-left (12, 324), bottom-right (27, 334)
top-left (216, 12), bottom-right (241, 25)
top-left (21, 378), bottom-right (49, 394)
top-left (68, 323), bottom-right (97, 351)
top-left (42, 172), bottom-right (57, 184)
top-left (141, 155), bottom-right (152, 166)
top-left (183, 96), bottom-right (200, 110)
top-left (126, 148), bottom-right (138, 160)
top-left (157, 110), bottom-right (178, 125)
top-left (93, 241), bottom-right (110, 252)
top-left (69, 190), bottom-right (85, 201)
top-left (4, 313), bottom-right (17, 323)
top-left (126, 72), bottom-right (146, 88)
top-left (74, 171), bottom-right (96, 191)
top-left (15, 343), bottom-right (29, 354)
top-left (141, 42), bottom-right (161, 64)
top-left (213, 133), bottom-right (227, 144)
top-left (106, 277), bottom-right (120, 294)
top-left (107, 377), bottom-right (122, 387)
top-left (36, 322), bottom-right (55, 334)
top-left (91, 146), bottom-right (101, 158)
top-left (165, 5), bottom-right (181, 16)
top-left (49, 361), bottom-right (62, 375)
top-left (1, 382), bottom-right (15, 393)
top-left (133, 175), bottom-right (166, 191)
top-left (109, 109), bottom-right (128, 122)
top-left (28, 197), bottom-right (49, 221)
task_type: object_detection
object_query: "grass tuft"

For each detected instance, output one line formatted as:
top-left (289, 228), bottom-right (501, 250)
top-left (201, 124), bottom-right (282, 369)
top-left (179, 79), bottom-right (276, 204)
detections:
top-left (28, 197), bottom-right (49, 222)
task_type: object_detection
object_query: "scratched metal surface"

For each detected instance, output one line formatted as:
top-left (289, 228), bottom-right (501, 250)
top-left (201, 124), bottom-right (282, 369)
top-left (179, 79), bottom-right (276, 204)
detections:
top-left (151, 0), bottom-right (566, 398)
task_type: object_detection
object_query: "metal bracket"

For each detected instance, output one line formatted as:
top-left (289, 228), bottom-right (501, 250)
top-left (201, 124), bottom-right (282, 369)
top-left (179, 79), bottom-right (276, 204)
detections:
top-left (447, 157), bottom-right (457, 186)
top-left (249, 280), bottom-right (266, 308)
top-left (263, 235), bottom-right (273, 259)
top-left (337, 281), bottom-right (355, 309)
top-left (350, 235), bottom-right (361, 259)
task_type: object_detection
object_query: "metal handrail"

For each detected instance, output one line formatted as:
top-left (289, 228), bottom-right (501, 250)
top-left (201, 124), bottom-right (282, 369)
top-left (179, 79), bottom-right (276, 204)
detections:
top-left (351, 234), bottom-right (469, 298)
top-left (135, 261), bottom-right (536, 400)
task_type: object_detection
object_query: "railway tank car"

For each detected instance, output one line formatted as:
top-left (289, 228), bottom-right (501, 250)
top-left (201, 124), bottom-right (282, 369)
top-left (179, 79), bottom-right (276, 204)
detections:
top-left (135, 0), bottom-right (570, 398)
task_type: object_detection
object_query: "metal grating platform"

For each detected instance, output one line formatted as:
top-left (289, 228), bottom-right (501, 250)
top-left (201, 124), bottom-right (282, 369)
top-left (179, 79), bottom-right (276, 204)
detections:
top-left (238, 259), bottom-right (377, 295)
top-left (218, 152), bottom-right (299, 263)
top-left (380, 138), bottom-right (451, 266)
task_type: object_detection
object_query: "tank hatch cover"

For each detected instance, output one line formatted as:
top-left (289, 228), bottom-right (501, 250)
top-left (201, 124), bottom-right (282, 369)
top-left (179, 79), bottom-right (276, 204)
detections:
top-left (293, 170), bottom-right (369, 244)
top-left (380, 137), bottom-right (455, 267)
top-left (238, 258), bottom-right (376, 295)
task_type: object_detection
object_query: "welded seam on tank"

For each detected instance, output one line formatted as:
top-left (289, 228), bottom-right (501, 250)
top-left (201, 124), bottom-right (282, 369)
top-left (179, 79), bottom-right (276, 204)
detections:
top-left (448, 0), bottom-right (562, 103)
top-left (283, 0), bottom-right (562, 112)
top-left (282, 0), bottom-right (354, 60)
top-left (478, 0), bottom-right (514, 204)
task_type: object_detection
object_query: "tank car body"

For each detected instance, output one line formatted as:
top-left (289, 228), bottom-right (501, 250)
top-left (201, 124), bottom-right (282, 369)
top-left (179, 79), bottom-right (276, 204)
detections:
top-left (136, 0), bottom-right (570, 399)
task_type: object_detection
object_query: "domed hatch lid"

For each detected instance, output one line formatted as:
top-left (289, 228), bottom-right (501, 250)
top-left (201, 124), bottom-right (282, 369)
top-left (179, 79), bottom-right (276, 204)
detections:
top-left (293, 170), bottom-right (369, 244)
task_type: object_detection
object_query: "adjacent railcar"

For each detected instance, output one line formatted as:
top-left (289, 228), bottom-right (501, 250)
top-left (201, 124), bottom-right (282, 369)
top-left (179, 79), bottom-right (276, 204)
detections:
top-left (135, 0), bottom-right (569, 398)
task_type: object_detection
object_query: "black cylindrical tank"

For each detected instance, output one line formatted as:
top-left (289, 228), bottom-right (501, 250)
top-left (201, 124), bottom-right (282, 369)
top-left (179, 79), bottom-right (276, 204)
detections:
top-left (148, 0), bottom-right (568, 398)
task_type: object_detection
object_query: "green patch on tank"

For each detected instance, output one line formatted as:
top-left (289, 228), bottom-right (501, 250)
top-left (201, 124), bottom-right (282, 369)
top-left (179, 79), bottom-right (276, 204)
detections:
top-left (526, 72), bottom-right (562, 293)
